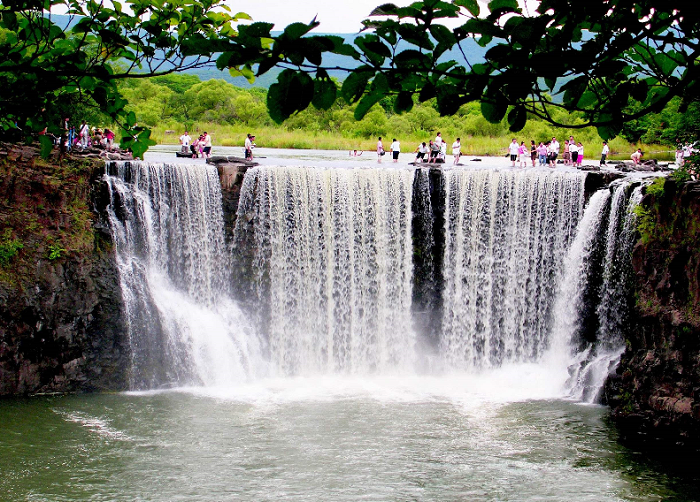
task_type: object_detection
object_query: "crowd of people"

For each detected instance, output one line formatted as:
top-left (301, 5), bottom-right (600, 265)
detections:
top-left (179, 130), bottom-right (212, 158)
top-left (507, 136), bottom-right (592, 168)
top-left (368, 133), bottom-right (618, 168)
top-left (58, 118), bottom-right (117, 151)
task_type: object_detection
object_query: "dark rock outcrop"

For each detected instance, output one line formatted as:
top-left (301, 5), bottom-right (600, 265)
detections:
top-left (0, 146), bottom-right (128, 396)
top-left (605, 178), bottom-right (700, 450)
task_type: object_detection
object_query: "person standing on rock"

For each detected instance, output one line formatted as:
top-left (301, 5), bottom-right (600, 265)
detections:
top-left (390, 138), bottom-right (400, 163)
top-left (508, 138), bottom-right (519, 167)
top-left (78, 120), bottom-right (90, 150)
top-left (377, 137), bottom-right (384, 163)
top-left (452, 138), bottom-right (461, 164)
top-left (201, 132), bottom-right (212, 159)
top-left (600, 141), bottom-right (609, 166)
top-left (245, 134), bottom-right (254, 161)
top-left (548, 137), bottom-right (560, 167)
top-left (179, 131), bottom-right (191, 154)
top-left (631, 148), bottom-right (643, 165)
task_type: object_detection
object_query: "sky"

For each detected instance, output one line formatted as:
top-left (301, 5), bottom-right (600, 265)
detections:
top-left (234, 0), bottom-right (536, 33)
top-left (235, 0), bottom-right (395, 33)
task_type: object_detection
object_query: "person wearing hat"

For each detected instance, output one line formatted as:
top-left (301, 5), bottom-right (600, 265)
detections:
top-left (245, 133), bottom-right (255, 161)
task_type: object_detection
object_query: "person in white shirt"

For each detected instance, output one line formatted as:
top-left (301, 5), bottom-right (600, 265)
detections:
top-left (440, 139), bottom-right (447, 162)
top-left (508, 138), bottom-right (519, 166)
top-left (434, 132), bottom-right (443, 149)
top-left (78, 120), bottom-right (90, 149)
top-left (569, 141), bottom-right (579, 165)
top-left (390, 138), bottom-right (400, 162)
top-left (549, 137), bottom-right (560, 167)
top-left (415, 142), bottom-right (428, 162)
top-left (600, 141), bottom-right (609, 166)
top-left (452, 138), bottom-right (461, 164)
top-left (179, 131), bottom-right (191, 147)
top-left (179, 131), bottom-right (191, 154)
top-left (201, 132), bottom-right (212, 158)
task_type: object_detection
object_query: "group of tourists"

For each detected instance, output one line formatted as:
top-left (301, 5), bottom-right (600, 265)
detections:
top-left (375, 137), bottom-right (403, 163)
top-left (675, 142), bottom-right (696, 166)
top-left (507, 136), bottom-right (589, 168)
top-left (412, 133), bottom-right (463, 165)
top-left (59, 118), bottom-right (116, 151)
top-left (371, 133), bottom-right (600, 167)
top-left (179, 131), bottom-right (212, 159)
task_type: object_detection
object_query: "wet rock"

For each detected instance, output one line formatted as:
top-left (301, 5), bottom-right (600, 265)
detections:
top-left (606, 179), bottom-right (700, 451)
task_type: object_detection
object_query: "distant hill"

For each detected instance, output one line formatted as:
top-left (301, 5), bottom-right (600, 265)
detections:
top-left (201, 33), bottom-right (488, 89)
top-left (45, 16), bottom-right (487, 89)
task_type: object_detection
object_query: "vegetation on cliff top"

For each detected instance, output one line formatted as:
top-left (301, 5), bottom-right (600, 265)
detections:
top-left (0, 145), bottom-right (101, 286)
top-left (634, 176), bottom-right (700, 325)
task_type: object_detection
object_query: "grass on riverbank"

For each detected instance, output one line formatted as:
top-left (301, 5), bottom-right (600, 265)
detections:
top-left (151, 123), bottom-right (676, 161)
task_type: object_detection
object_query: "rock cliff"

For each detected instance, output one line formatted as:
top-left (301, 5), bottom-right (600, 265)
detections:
top-left (0, 146), bottom-right (128, 395)
top-left (605, 178), bottom-right (700, 450)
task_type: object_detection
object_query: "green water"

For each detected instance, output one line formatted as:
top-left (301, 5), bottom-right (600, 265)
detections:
top-left (1, 386), bottom-right (697, 502)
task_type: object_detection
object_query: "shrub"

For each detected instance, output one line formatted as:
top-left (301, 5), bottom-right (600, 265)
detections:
top-left (0, 229), bottom-right (23, 266)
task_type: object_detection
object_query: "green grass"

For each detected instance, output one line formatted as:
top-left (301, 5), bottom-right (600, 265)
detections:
top-left (151, 122), bottom-right (673, 159)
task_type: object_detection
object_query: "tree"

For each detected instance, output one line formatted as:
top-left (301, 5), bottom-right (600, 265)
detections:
top-left (233, 0), bottom-right (700, 141)
top-left (2, 0), bottom-right (699, 156)
top-left (0, 0), bottom-right (262, 156)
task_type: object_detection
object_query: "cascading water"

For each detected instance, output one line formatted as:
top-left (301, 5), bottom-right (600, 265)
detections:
top-left (106, 159), bottom-right (646, 404)
top-left (565, 182), bottom-right (645, 402)
top-left (439, 169), bottom-right (586, 369)
top-left (233, 166), bottom-right (416, 375)
top-left (105, 161), bottom-right (261, 389)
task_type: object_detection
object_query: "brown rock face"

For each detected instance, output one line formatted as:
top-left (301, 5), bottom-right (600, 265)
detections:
top-left (0, 146), bottom-right (129, 395)
top-left (605, 179), bottom-right (700, 450)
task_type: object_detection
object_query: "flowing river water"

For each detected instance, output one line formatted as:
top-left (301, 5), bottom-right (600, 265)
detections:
top-left (1, 148), bottom-right (697, 501)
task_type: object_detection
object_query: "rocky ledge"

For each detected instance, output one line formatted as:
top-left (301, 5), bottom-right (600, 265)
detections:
top-left (605, 178), bottom-right (700, 451)
top-left (0, 145), bottom-right (128, 395)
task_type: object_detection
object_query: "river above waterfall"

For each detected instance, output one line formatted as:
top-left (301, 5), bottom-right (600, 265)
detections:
top-left (1, 378), bottom-right (698, 502)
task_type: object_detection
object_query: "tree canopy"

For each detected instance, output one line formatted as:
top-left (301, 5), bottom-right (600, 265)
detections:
top-left (1, 0), bottom-right (698, 156)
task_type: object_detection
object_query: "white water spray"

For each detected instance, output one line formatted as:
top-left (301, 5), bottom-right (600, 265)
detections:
top-left (439, 169), bottom-right (586, 369)
top-left (105, 162), bottom-right (262, 389)
top-left (233, 166), bottom-right (416, 375)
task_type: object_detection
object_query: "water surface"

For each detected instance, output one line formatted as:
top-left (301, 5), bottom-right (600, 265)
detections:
top-left (1, 378), bottom-right (697, 502)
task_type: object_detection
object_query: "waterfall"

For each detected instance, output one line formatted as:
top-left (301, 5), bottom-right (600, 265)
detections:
top-left (566, 183), bottom-right (644, 402)
top-left (105, 162), bottom-right (261, 389)
top-left (233, 166), bottom-right (416, 375)
top-left (439, 169), bottom-right (586, 369)
top-left (105, 159), bottom-right (646, 404)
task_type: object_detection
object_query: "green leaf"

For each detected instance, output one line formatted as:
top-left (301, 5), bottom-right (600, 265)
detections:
top-left (577, 90), bottom-right (598, 109)
top-left (454, 0), bottom-right (480, 17)
top-left (481, 98), bottom-right (507, 123)
top-left (488, 0), bottom-right (519, 14)
top-left (312, 75), bottom-right (337, 110)
top-left (354, 93), bottom-right (383, 120)
top-left (507, 106), bottom-right (526, 131)
top-left (354, 73), bottom-right (389, 120)
top-left (596, 123), bottom-right (622, 141)
top-left (39, 135), bottom-right (54, 159)
top-left (393, 91), bottom-right (414, 114)
top-left (267, 69), bottom-right (315, 123)
top-left (341, 67), bottom-right (373, 103)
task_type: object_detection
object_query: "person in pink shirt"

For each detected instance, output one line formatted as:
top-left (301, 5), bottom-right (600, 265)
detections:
top-left (537, 142), bottom-right (547, 166)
